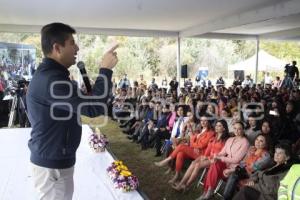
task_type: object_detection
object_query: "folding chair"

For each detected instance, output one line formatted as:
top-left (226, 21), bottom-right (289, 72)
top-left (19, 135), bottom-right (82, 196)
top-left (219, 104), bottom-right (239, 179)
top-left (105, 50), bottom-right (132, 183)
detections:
top-left (214, 179), bottom-right (225, 197)
top-left (196, 167), bottom-right (226, 198)
top-left (196, 168), bottom-right (207, 187)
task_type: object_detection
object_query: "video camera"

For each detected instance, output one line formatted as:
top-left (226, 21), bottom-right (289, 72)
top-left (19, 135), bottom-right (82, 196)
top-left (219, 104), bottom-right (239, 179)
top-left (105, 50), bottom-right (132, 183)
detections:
top-left (5, 78), bottom-right (31, 128)
top-left (3, 78), bottom-right (30, 101)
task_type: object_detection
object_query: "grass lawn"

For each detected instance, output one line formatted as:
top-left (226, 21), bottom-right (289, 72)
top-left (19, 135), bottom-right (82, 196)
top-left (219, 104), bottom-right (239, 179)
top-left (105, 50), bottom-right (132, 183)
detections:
top-left (82, 116), bottom-right (221, 200)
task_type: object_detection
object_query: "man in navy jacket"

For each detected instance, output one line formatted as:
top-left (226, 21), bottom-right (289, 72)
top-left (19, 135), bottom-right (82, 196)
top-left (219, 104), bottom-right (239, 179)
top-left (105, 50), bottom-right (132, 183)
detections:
top-left (26, 22), bottom-right (118, 200)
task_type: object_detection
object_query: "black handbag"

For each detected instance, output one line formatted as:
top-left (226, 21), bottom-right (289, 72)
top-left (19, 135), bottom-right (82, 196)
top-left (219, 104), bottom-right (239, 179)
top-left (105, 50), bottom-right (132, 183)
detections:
top-left (235, 166), bottom-right (249, 179)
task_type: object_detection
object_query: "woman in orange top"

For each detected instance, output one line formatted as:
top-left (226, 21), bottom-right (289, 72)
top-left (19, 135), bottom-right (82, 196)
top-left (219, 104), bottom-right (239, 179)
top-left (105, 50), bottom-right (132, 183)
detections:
top-left (155, 115), bottom-right (215, 184)
top-left (173, 119), bottom-right (230, 192)
top-left (222, 134), bottom-right (271, 200)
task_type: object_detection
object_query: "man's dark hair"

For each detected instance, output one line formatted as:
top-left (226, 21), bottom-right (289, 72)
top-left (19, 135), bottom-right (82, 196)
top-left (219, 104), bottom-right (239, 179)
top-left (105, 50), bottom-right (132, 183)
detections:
top-left (163, 104), bottom-right (170, 110)
top-left (41, 22), bottom-right (76, 56)
top-left (275, 142), bottom-right (292, 158)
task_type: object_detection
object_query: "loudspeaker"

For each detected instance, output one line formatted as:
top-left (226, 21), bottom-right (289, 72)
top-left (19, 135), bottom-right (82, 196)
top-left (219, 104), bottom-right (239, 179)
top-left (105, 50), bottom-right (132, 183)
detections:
top-left (234, 70), bottom-right (245, 81)
top-left (181, 65), bottom-right (188, 78)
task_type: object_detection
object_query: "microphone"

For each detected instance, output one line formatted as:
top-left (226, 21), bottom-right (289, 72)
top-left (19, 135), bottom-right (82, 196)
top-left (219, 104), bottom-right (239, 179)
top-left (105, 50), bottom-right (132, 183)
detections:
top-left (77, 61), bottom-right (92, 94)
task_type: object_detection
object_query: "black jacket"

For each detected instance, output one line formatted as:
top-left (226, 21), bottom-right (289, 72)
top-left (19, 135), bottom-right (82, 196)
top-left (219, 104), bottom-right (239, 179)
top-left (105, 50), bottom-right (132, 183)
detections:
top-left (27, 58), bottom-right (112, 169)
top-left (169, 80), bottom-right (178, 91)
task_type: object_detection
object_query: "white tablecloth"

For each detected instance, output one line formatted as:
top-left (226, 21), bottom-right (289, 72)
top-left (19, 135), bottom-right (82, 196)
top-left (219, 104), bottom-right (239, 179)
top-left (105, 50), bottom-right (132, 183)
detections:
top-left (0, 125), bottom-right (144, 200)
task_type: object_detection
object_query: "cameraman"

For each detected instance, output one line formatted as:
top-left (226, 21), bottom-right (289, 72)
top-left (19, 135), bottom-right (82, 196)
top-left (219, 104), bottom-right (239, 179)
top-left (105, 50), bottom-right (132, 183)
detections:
top-left (285, 61), bottom-right (299, 83)
top-left (16, 80), bottom-right (30, 127)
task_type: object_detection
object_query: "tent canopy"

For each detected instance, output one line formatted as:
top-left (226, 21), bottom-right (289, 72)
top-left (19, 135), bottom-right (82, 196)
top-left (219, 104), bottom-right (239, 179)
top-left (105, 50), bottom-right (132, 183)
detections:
top-left (0, 0), bottom-right (300, 39)
top-left (228, 50), bottom-right (286, 71)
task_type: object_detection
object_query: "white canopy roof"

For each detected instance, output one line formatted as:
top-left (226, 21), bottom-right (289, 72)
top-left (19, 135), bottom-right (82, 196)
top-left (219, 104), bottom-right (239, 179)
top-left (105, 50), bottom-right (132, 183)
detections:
top-left (1, 0), bottom-right (300, 39)
top-left (228, 50), bottom-right (286, 71)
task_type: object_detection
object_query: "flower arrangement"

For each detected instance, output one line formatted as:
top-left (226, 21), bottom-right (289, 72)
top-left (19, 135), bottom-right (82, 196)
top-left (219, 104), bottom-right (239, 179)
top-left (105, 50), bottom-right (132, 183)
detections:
top-left (88, 128), bottom-right (109, 152)
top-left (106, 160), bottom-right (139, 192)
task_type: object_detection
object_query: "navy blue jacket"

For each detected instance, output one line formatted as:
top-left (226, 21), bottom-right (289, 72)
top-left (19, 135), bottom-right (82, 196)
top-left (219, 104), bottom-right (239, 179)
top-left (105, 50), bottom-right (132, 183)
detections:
top-left (27, 58), bottom-right (112, 169)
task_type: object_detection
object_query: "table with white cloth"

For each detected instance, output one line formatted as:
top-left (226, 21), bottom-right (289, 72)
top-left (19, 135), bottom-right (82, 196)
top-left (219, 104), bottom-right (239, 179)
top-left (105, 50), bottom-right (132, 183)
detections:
top-left (0, 125), bottom-right (144, 200)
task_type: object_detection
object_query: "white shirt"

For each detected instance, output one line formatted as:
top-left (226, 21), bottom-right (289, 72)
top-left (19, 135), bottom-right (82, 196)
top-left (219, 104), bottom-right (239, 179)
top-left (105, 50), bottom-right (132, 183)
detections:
top-left (242, 79), bottom-right (253, 88)
top-left (264, 75), bottom-right (273, 85)
top-left (171, 117), bottom-right (188, 138)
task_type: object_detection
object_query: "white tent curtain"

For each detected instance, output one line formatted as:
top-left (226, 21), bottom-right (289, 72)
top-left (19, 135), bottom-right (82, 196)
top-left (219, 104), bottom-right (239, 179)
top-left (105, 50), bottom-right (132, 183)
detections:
top-left (228, 50), bottom-right (286, 72)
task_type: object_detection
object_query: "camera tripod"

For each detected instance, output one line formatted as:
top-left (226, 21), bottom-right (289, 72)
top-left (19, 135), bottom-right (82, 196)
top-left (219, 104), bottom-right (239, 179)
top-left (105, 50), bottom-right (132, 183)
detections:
top-left (8, 92), bottom-right (29, 128)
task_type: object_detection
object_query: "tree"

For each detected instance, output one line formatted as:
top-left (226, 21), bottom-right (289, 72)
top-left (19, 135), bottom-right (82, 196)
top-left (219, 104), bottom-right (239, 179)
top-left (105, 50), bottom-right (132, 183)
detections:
top-left (261, 40), bottom-right (300, 64)
top-left (158, 44), bottom-right (177, 77)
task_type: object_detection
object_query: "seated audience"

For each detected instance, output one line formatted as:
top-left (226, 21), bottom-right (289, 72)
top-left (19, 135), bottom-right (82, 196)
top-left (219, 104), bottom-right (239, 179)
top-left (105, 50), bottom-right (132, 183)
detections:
top-left (197, 121), bottom-right (249, 200)
top-left (172, 119), bottom-right (229, 192)
top-left (223, 134), bottom-right (271, 199)
top-left (233, 142), bottom-right (295, 200)
top-left (155, 115), bottom-right (215, 184)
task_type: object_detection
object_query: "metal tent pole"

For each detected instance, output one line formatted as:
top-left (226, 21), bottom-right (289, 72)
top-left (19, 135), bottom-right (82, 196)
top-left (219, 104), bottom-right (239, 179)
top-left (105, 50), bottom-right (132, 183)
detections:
top-left (176, 37), bottom-right (181, 92)
top-left (255, 36), bottom-right (260, 83)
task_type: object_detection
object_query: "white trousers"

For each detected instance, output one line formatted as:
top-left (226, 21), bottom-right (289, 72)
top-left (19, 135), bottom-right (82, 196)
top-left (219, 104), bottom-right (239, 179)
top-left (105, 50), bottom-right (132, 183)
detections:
top-left (31, 163), bottom-right (74, 200)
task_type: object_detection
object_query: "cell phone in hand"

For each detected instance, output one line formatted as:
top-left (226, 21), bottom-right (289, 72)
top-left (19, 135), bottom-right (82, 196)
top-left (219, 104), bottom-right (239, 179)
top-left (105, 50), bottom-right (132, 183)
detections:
top-left (269, 110), bottom-right (278, 116)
